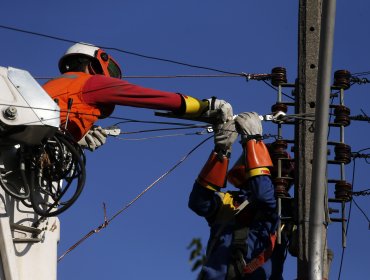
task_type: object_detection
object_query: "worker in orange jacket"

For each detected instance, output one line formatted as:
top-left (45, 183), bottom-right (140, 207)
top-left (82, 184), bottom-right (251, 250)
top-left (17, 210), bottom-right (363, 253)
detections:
top-left (43, 42), bottom-right (232, 150)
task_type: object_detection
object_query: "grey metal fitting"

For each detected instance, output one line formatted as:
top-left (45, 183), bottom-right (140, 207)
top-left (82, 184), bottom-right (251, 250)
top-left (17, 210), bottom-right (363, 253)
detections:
top-left (3, 106), bottom-right (17, 120)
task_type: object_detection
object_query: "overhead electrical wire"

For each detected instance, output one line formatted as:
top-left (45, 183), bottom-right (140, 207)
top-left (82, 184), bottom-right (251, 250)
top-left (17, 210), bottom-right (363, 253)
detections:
top-left (0, 101), bottom-right (206, 127)
top-left (117, 132), bottom-right (206, 141)
top-left (57, 135), bottom-right (212, 262)
top-left (350, 71), bottom-right (370, 77)
top-left (0, 24), bottom-right (241, 76)
top-left (0, 23), bottom-right (286, 96)
top-left (119, 125), bottom-right (209, 135)
top-left (0, 102), bottom-right (319, 138)
top-left (35, 73), bottom-right (248, 80)
top-left (351, 198), bottom-right (370, 224)
top-left (337, 157), bottom-right (356, 280)
top-left (337, 147), bottom-right (370, 280)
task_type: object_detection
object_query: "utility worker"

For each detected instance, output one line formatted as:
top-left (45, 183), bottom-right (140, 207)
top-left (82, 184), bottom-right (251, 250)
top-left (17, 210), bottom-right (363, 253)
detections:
top-left (189, 112), bottom-right (283, 280)
top-left (43, 42), bottom-right (231, 150)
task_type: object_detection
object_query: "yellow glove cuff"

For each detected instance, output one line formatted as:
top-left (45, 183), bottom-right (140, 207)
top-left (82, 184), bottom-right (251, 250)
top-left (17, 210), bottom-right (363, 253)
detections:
top-left (245, 167), bottom-right (271, 180)
top-left (196, 179), bottom-right (220, 192)
top-left (183, 96), bottom-right (209, 117)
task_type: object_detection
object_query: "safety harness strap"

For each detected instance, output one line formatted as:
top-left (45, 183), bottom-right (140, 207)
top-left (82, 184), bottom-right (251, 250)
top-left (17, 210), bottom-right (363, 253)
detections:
top-left (227, 232), bottom-right (277, 278)
top-left (243, 233), bottom-right (277, 274)
top-left (226, 226), bottom-right (249, 280)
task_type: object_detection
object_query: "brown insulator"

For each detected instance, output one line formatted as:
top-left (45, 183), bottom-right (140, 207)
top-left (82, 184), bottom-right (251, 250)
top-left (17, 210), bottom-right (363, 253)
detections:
top-left (333, 105), bottom-right (351, 127)
top-left (334, 181), bottom-right (352, 202)
top-left (333, 70), bottom-right (351, 90)
top-left (334, 143), bottom-right (352, 164)
top-left (270, 140), bottom-right (288, 159)
top-left (271, 102), bottom-right (288, 113)
top-left (274, 177), bottom-right (290, 197)
top-left (271, 67), bottom-right (287, 86)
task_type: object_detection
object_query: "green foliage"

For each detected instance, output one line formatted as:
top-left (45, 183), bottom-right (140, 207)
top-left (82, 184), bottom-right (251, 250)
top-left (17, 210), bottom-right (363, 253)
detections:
top-left (187, 238), bottom-right (206, 272)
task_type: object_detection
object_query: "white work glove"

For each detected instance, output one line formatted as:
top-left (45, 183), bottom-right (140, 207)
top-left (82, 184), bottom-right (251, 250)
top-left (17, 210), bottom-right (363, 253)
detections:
top-left (203, 98), bottom-right (234, 123)
top-left (213, 119), bottom-right (238, 156)
top-left (78, 126), bottom-right (107, 151)
top-left (235, 112), bottom-right (263, 142)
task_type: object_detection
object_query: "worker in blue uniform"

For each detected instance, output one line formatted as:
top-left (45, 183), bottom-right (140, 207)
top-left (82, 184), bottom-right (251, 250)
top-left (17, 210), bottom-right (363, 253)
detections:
top-left (189, 112), bottom-right (283, 280)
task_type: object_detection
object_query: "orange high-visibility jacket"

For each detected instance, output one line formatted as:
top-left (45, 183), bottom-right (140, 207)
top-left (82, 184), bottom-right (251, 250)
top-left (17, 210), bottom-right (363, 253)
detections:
top-left (43, 72), bottom-right (112, 140)
top-left (43, 72), bottom-right (194, 141)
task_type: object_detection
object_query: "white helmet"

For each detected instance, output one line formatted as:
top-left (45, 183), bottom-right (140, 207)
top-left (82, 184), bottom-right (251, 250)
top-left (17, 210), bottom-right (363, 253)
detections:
top-left (58, 42), bottom-right (122, 79)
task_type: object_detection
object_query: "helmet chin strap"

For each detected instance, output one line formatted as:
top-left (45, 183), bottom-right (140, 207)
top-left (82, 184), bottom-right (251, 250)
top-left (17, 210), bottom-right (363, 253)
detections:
top-left (87, 62), bottom-right (98, 75)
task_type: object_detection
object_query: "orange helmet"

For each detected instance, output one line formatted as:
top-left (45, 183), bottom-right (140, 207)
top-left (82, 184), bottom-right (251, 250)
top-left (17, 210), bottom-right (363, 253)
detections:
top-left (58, 42), bottom-right (122, 79)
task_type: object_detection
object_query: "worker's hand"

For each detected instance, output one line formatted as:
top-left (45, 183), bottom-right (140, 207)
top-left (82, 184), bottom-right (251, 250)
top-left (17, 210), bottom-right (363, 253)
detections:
top-left (202, 98), bottom-right (234, 123)
top-left (235, 112), bottom-right (262, 142)
top-left (213, 119), bottom-right (238, 156)
top-left (78, 126), bottom-right (107, 151)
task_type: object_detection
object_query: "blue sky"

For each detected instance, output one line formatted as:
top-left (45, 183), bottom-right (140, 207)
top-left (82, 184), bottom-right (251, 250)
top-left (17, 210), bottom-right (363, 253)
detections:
top-left (1, 1), bottom-right (370, 279)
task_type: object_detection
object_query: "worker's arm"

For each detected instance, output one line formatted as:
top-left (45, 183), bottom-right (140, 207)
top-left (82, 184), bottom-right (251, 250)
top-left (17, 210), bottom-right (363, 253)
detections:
top-left (189, 119), bottom-right (237, 218)
top-left (248, 176), bottom-right (276, 210)
top-left (82, 75), bottom-right (207, 115)
top-left (234, 112), bottom-right (275, 210)
top-left (188, 181), bottom-right (222, 218)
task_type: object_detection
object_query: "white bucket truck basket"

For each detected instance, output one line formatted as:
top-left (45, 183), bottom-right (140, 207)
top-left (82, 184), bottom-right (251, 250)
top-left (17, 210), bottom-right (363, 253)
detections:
top-left (0, 66), bottom-right (60, 145)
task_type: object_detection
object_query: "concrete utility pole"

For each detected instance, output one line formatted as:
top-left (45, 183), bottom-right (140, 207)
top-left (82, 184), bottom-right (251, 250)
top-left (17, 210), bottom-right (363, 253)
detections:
top-left (297, 0), bottom-right (337, 279)
top-left (296, 0), bottom-right (323, 278)
top-left (308, 0), bottom-right (336, 279)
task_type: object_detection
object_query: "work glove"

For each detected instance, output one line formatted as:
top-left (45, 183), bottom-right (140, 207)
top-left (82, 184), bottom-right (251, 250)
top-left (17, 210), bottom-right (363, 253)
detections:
top-left (78, 126), bottom-right (107, 151)
top-left (213, 119), bottom-right (238, 156)
top-left (202, 98), bottom-right (234, 123)
top-left (235, 112), bottom-right (263, 142)
top-left (235, 112), bottom-right (272, 176)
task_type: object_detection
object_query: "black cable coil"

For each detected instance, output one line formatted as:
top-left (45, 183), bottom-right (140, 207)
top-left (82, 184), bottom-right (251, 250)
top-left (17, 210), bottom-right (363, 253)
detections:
top-left (0, 131), bottom-right (86, 217)
top-left (27, 131), bottom-right (86, 217)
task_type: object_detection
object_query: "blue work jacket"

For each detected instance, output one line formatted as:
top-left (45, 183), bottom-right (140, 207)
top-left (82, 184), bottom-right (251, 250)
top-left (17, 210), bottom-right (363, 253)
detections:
top-left (189, 176), bottom-right (284, 280)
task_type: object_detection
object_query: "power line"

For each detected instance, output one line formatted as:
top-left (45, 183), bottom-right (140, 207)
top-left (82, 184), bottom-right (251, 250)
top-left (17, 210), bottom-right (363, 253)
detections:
top-left (352, 198), bottom-right (370, 224)
top-left (351, 71), bottom-right (370, 77)
top-left (337, 158), bottom-right (356, 280)
top-left (0, 24), bottom-right (282, 91)
top-left (0, 24), bottom-right (242, 75)
top-left (36, 73), bottom-right (247, 80)
top-left (57, 135), bottom-right (212, 262)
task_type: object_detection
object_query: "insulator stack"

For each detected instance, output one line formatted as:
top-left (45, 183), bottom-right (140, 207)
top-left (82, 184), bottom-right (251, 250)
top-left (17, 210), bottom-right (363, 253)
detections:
top-left (333, 69), bottom-right (351, 90)
top-left (334, 143), bottom-right (352, 164)
top-left (334, 181), bottom-right (352, 202)
top-left (269, 66), bottom-right (296, 246)
top-left (271, 102), bottom-right (288, 114)
top-left (270, 140), bottom-right (288, 159)
top-left (327, 69), bottom-right (355, 248)
top-left (333, 105), bottom-right (351, 127)
top-left (274, 178), bottom-right (290, 197)
top-left (271, 67), bottom-right (287, 86)
top-left (268, 140), bottom-right (294, 197)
